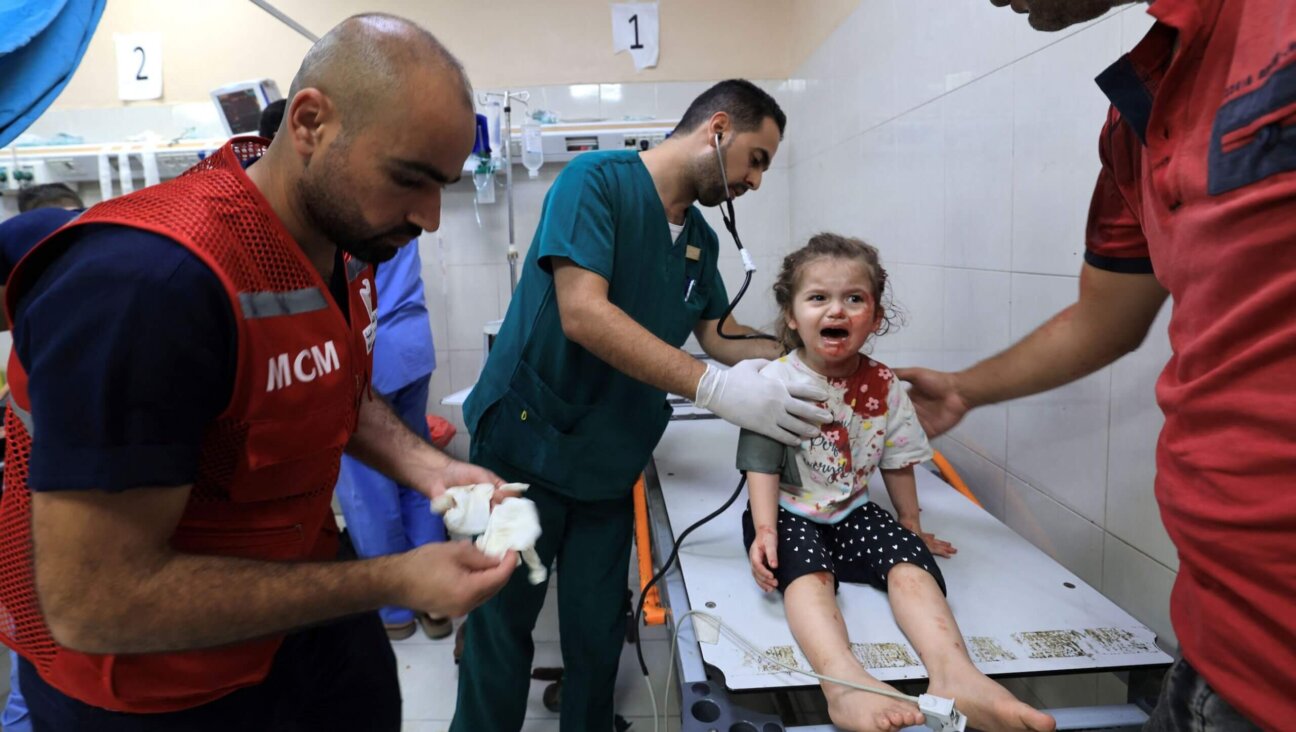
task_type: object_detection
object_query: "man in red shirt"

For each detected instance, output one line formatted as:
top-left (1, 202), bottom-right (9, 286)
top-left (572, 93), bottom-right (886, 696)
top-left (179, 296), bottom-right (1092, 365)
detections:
top-left (900, 1), bottom-right (1295, 730)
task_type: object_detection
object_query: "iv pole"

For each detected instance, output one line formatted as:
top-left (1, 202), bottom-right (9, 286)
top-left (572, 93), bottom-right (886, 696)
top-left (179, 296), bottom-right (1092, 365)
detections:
top-left (478, 90), bottom-right (530, 293)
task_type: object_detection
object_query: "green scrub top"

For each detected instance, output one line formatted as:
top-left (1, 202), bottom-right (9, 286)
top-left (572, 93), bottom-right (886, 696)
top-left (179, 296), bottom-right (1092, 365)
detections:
top-left (464, 150), bottom-right (729, 500)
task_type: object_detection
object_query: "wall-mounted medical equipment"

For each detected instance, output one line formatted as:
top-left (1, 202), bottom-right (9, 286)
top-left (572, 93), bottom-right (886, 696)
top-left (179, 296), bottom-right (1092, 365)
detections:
top-left (504, 122), bottom-right (668, 166)
top-left (2, 140), bottom-right (213, 201)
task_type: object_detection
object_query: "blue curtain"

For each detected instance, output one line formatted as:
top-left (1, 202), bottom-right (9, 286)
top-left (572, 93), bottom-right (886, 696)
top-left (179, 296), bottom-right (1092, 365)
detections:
top-left (0, 0), bottom-right (107, 148)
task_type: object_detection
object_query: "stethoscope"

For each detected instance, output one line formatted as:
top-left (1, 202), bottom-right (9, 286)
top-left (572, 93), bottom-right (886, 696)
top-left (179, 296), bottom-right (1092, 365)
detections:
top-left (711, 131), bottom-right (777, 343)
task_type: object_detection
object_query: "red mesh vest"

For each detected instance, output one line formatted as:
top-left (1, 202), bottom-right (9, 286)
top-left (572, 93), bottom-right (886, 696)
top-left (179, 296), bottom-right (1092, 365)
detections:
top-left (0, 139), bottom-right (376, 712)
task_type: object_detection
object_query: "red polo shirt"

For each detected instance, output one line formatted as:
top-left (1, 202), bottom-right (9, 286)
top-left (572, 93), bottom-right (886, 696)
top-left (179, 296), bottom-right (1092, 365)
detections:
top-left (1084, 1), bottom-right (1296, 727)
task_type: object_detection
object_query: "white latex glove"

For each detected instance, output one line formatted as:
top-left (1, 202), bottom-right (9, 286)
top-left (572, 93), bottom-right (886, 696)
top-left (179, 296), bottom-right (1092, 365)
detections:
top-left (693, 359), bottom-right (831, 446)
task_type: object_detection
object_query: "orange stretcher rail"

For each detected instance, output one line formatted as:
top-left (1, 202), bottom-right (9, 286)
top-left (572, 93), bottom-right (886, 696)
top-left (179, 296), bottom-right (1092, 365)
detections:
top-left (633, 474), bottom-right (666, 626)
top-left (930, 449), bottom-right (982, 508)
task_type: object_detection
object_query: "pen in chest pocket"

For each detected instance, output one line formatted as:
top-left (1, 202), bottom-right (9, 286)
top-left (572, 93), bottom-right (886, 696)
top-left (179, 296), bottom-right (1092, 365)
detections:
top-left (683, 243), bottom-right (701, 301)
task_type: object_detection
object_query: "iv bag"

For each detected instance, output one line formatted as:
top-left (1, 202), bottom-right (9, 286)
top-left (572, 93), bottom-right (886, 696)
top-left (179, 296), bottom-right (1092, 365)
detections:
top-left (521, 118), bottom-right (543, 179)
top-left (483, 101), bottom-right (502, 162)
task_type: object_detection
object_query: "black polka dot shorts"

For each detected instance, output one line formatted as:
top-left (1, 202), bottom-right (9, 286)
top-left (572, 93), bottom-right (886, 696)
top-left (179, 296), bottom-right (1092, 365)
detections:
top-left (742, 501), bottom-right (946, 596)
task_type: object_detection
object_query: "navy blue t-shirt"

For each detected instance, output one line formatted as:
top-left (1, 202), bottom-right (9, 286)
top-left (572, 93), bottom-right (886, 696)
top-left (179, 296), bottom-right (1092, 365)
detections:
top-left (11, 223), bottom-right (351, 493)
top-left (0, 207), bottom-right (79, 280)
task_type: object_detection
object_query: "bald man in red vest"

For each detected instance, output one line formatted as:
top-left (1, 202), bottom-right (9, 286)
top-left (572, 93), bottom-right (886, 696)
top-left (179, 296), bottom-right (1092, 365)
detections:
top-left (0, 14), bottom-right (514, 730)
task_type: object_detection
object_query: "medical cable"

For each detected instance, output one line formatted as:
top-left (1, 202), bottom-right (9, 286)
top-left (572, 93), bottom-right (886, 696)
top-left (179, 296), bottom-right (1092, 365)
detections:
top-left (630, 472), bottom-right (896, 694)
top-left (642, 674), bottom-right (659, 732)
top-left (710, 133), bottom-right (776, 343)
top-left (672, 611), bottom-right (916, 703)
top-left (633, 472), bottom-right (743, 732)
top-left (633, 473), bottom-right (746, 679)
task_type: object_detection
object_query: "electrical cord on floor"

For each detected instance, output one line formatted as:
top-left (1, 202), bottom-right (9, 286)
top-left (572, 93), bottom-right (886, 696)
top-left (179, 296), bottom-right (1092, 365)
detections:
top-left (641, 674), bottom-right (659, 732)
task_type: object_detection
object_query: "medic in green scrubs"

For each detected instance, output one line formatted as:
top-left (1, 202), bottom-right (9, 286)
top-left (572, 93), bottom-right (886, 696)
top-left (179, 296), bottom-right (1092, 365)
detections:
top-left (452, 80), bottom-right (831, 732)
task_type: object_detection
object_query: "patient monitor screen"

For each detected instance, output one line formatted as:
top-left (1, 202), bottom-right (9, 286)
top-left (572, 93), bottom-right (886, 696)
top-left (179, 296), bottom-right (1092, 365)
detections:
top-left (217, 89), bottom-right (263, 135)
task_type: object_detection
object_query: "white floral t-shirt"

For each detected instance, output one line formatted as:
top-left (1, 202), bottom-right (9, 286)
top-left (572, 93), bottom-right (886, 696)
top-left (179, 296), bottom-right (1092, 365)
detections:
top-left (736, 351), bottom-right (933, 523)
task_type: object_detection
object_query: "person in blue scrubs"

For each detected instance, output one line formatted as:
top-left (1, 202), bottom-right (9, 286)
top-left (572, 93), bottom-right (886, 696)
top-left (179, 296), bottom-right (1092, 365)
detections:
top-left (452, 80), bottom-right (832, 732)
top-left (0, 184), bottom-right (84, 732)
top-left (333, 239), bottom-right (451, 640)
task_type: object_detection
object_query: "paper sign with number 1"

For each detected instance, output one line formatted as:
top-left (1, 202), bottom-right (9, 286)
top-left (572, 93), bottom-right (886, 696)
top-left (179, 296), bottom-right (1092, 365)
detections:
top-left (610, 3), bottom-right (659, 71)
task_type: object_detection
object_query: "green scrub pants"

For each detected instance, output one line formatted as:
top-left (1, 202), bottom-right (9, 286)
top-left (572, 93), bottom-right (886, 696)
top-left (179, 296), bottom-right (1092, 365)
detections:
top-left (450, 443), bottom-right (635, 732)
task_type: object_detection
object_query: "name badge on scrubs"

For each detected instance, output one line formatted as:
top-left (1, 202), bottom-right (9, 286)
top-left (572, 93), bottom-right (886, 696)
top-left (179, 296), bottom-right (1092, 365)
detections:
top-left (685, 245), bottom-right (701, 261)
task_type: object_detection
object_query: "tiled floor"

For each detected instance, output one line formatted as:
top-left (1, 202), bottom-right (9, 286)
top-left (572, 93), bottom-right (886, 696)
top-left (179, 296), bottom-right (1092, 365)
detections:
top-left (0, 577), bottom-right (683, 732)
top-left (333, 506), bottom-right (681, 729)
top-left (393, 574), bottom-right (682, 731)
top-left (0, 504), bottom-right (682, 731)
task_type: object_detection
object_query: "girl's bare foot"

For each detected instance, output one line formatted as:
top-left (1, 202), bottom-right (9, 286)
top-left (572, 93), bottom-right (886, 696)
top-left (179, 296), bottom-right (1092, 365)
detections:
top-left (823, 663), bottom-right (927, 732)
top-left (928, 665), bottom-right (1056, 732)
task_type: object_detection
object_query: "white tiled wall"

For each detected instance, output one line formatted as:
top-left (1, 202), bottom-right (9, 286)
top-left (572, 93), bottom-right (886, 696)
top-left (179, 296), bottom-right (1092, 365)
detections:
top-left (783, 0), bottom-right (1178, 703)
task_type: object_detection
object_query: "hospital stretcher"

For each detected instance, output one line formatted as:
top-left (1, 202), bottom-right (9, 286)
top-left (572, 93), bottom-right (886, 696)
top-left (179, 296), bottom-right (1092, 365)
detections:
top-left (635, 414), bottom-right (1173, 732)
